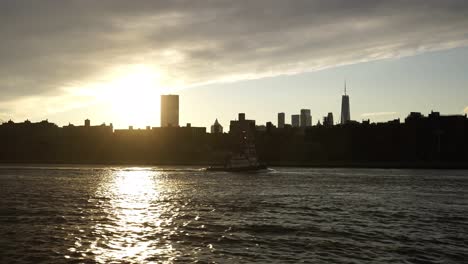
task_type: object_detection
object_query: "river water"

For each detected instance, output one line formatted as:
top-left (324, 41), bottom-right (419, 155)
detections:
top-left (0, 166), bottom-right (467, 263)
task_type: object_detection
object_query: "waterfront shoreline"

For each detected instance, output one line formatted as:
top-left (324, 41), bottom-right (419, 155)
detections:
top-left (1, 161), bottom-right (467, 170)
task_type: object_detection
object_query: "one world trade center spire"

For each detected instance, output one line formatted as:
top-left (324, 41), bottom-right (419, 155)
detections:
top-left (341, 81), bottom-right (351, 124)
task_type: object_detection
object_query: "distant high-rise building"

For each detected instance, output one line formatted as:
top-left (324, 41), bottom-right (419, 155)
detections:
top-left (84, 119), bottom-right (90, 127)
top-left (300, 109), bottom-right (312, 127)
top-left (278, 112), bottom-right (285, 128)
top-left (211, 119), bottom-right (223, 133)
top-left (161, 95), bottom-right (179, 127)
top-left (327, 112), bottom-right (334, 126)
top-left (291, 114), bottom-right (300, 127)
top-left (341, 82), bottom-right (351, 124)
top-left (323, 112), bottom-right (334, 127)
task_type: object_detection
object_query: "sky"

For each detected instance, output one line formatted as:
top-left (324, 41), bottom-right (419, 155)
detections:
top-left (0, 0), bottom-right (467, 130)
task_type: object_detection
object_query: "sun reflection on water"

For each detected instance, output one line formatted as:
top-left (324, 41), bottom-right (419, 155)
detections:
top-left (88, 168), bottom-right (176, 263)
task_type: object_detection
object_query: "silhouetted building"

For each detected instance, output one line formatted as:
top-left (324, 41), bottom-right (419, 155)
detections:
top-left (291, 115), bottom-right (300, 127)
top-left (1, 119), bottom-right (58, 131)
top-left (1, 109), bottom-right (467, 167)
top-left (300, 109), bottom-right (312, 127)
top-left (323, 112), bottom-right (335, 127)
top-left (161, 95), bottom-right (179, 127)
top-left (323, 112), bottom-right (334, 127)
top-left (63, 119), bottom-right (113, 135)
top-left (405, 112), bottom-right (424, 123)
top-left (256, 121), bottom-right (275, 132)
top-left (266, 122), bottom-right (275, 132)
top-left (228, 113), bottom-right (257, 157)
top-left (238, 113), bottom-right (246, 121)
top-left (278, 112), bottom-right (285, 128)
top-left (230, 113), bottom-right (255, 135)
top-left (328, 112), bottom-right (334, 126)
top-left (211, 119), bottom-right (223, 133)
top-left (341, 82), bottom-right (351, 124)
top-left (323, 116), bottom-right (329, 127)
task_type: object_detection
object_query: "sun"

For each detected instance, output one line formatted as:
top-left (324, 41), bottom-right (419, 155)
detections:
top-left (99, 65), bottom-right (165, 128)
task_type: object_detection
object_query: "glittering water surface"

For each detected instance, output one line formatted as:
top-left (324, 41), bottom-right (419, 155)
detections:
top-left (1, 166), bottom-right (467, 263)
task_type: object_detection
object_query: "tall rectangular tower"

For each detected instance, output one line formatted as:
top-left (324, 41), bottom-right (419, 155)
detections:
top-left (300, 109), bottom-right (312, 127)
top-left (327, 112), bottom-right (334, 126)
top-left (278, 112), bottom-right (285, 128)
top-left (161, 95), bottom-right (179, 127)
top-left (341, 83), bottom-right (350, 124)
top-left (291, 115), bottom-right (300, 127)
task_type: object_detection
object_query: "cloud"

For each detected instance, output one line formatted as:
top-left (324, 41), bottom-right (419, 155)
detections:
top-left (464, 107), bottom-right (468, 114)
top-left (0, 89), bottom-right (99, 122)
top-left (361, 112), bottom-right (398, 117)
top-left (1, 0), bottom-right (468, 114)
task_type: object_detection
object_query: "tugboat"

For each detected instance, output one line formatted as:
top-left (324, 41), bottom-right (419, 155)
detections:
top-left (206, 140), bottom-right (267, 172)
top-left (207, 113), bottom-right (267, 172)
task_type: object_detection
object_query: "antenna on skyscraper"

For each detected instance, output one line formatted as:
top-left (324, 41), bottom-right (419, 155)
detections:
top-left (344, 80), bottom-right (347, 96)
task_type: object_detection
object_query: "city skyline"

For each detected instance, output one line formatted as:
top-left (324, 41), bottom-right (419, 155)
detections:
top-left (0, 1), bottom-right (467, 130)
top-left (2, 107), bottom-right (465, 134)
top-left (1, 46), bottom-right (467, 130)
top-left (2, 2), bottom-right (468, 263)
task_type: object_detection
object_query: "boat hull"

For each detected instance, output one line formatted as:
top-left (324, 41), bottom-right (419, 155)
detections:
top-left (206, 164), bottom-right (267, 172)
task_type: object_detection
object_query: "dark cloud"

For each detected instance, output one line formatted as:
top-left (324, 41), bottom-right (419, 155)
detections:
top-left (1, 0), bottom-right (468, 103)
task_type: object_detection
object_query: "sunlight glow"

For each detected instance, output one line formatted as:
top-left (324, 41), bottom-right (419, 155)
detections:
top-left (98, 65), bottom-right (166, 128)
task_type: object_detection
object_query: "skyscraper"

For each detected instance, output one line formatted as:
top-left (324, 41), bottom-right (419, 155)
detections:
top-left (323, 112), bottom-right (334, 127)
top-left (327, 112), bottom-right (334, 126)
top-left (291, 114), bottom-right (300, 127)
top-left (300, 109), bottom-right (312, 127)
top-left (341, 82), bottom-right (351, 124)
top-left (278, 112), bottom-right (285, 128)
top-left (211, 119), bottom-right (223, 133)
top-left (161, 95), bottom-right (179, 127)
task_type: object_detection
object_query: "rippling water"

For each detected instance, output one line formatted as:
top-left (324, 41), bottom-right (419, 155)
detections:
top-left (1, 166), bottom-right (467, 263)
